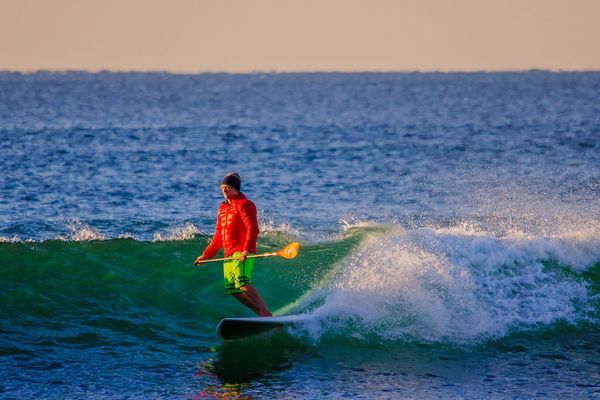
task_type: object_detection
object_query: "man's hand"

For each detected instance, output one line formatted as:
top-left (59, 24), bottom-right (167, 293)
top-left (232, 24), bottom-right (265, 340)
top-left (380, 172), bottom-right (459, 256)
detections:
top-left (238, 251), bottom-right (248, 261)
top-left (194, 255), bottom-right (207, 265)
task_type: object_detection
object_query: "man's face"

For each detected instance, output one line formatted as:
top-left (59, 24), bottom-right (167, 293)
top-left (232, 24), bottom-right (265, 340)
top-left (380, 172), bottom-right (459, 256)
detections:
top-left (221, 184), bottom-right (238, 200)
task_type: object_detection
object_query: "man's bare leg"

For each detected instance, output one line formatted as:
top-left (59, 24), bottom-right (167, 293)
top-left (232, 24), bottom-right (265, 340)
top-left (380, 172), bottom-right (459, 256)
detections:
top-left (238, 284), bottom-right (272, 317)
top-left (233, 292), bottom-right (261, 315)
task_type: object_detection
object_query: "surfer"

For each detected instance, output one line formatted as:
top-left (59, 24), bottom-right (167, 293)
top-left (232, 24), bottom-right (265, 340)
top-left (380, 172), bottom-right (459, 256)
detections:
top-left (194, 172), bottom-right (272, 317)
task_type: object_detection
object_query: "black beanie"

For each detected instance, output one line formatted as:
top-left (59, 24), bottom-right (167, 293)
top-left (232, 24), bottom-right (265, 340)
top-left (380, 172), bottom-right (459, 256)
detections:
top-left (221, 172), bottom-right (241, 191)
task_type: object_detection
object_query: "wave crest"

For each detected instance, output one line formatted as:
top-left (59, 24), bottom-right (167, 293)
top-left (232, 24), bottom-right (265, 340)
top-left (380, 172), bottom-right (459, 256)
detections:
top-left (152, 223), bottom-right (202, 241)
top-left (57, 219), bottom-right (107, 241)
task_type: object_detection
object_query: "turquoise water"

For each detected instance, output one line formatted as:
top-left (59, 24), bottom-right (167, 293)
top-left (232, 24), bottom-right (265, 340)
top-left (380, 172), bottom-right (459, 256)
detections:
top-left (1, 72), bottom-right (600, 398)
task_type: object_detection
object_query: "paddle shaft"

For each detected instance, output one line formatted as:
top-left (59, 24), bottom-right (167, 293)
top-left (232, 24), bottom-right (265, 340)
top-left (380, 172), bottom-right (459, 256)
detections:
top-left (195, 252), bottom-right (277, 264)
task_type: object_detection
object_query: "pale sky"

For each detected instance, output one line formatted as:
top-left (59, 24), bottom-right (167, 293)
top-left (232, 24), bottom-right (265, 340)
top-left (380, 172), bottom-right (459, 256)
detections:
top-left (1, 0), bottom-right (599, 72)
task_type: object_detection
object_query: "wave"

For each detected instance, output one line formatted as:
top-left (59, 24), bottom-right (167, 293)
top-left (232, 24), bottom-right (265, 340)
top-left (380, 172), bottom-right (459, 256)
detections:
top-left (1, 224), bottom-right (598, 348)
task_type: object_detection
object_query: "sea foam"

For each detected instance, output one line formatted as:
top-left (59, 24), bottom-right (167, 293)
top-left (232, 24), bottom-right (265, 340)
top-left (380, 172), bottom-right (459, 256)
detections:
top-left (299, 224), bottom-right (599, 344)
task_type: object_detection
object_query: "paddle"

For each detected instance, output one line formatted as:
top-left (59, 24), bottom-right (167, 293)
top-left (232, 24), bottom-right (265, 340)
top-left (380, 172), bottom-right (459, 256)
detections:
top-left (194, 242), bottom-right (299, 265)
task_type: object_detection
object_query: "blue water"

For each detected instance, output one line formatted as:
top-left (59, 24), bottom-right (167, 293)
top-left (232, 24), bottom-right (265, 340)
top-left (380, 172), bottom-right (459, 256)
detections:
top-left (1, 71), bottom-right (600, 399)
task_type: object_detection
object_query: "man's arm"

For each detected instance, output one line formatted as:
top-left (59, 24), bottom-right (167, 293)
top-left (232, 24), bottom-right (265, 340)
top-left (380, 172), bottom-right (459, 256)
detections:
top-left (238, 200), bottom-right (259, 261)
top-left (194, 212), bottom-right (223, 264)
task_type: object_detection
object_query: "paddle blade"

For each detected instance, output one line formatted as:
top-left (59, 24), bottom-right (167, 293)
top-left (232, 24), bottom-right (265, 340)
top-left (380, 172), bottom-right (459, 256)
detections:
top-left (276, 242), bottom-right (299, 259)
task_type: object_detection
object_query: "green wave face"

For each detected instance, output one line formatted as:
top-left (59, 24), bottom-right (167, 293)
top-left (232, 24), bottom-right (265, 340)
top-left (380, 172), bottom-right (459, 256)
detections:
top-left (0, 233), bottom-right (360, 345)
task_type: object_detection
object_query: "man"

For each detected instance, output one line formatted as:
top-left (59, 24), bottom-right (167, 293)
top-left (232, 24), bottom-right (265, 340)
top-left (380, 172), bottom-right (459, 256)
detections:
top-left (194, 172), bottom-right (272, 317)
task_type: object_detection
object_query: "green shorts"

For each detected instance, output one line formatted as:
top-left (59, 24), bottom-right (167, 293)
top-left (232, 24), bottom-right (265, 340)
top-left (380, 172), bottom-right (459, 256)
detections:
top-left (223, 252), bottom-right (254, 295)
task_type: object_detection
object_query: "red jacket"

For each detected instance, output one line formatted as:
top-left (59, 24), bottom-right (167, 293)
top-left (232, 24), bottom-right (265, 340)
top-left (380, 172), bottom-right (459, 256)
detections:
top-left (202, 193), bottom-right (259, 258)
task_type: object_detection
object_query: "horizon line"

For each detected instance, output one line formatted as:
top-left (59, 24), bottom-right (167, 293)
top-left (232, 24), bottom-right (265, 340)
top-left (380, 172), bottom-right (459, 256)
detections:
top-left (2, 68), bottom-right (600, 75)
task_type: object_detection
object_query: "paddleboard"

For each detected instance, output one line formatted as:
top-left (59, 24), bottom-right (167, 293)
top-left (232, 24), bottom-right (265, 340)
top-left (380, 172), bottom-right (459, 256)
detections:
top-left (216, 314), bottom-right (305, 340)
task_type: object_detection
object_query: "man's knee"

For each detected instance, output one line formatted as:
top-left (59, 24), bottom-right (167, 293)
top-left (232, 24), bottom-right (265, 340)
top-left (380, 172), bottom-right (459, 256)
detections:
top-left (238, 283), bottom-right (252, 293)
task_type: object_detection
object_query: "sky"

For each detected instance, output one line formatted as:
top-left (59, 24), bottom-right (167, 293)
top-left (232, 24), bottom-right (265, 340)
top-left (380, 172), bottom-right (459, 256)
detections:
top-left (1, 0), bottom-right (599, 73)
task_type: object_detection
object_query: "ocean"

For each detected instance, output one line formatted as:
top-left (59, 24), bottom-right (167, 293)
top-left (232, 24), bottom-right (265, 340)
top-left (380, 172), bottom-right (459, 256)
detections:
top-left (1, 71), bottom-right (599, 399)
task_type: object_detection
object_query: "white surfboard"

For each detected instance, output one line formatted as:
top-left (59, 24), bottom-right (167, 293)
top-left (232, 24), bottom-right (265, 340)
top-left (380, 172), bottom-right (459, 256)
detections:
top-left (216, 314), bottom-right (305, 340)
